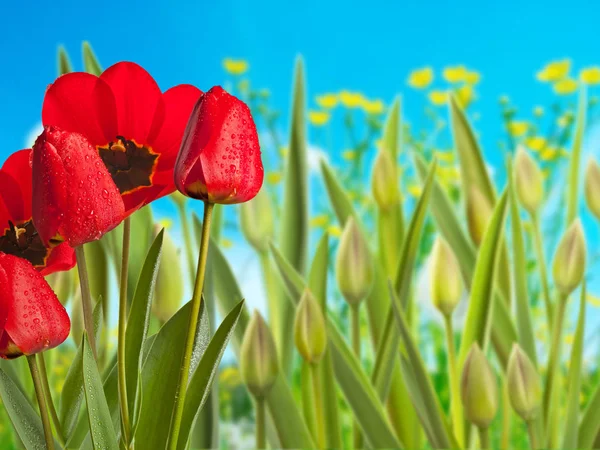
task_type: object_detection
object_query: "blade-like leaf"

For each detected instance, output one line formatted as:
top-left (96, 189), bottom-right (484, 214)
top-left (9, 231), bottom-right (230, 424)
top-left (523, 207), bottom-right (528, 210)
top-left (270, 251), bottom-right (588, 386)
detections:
top-left (176, 300), bottom-right (245, 450)
top-left (82, 41), bottom-right (103, 76)
top-left (127, 206), bottom-right (155, 303)
top-left (58, 45), bottom-right (72, 75)
top-left (579, 362), bottom-right (600, 448)
top-left (82, 335), bottom-right (119, 450)
top-left (125, 229), bottom-right (164, 414)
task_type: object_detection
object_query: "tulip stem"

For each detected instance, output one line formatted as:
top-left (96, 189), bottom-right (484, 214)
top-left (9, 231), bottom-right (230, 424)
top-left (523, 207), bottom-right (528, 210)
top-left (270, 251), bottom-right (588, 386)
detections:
top-left (350, 305), bottom-right (362, 449)
top-left (478, 426), bottom-right (490, 449)
top-left (167, 202), bottom-right (214, 450)
top-left (531, 213), bottom-right (554, 328)
top-left (527, 420), bottom-right (538, 449)
top-left (444, 315), bottom-right (464, 447)
top-left (255, 397), bottom-right (266, 449)
top-left (75, 245), bottom-right (97, 360)
top-left (177, 202), bottom-right (197, 287)
top-left (37, 353), bottom-right (65, 447)
top-left (310, 364), bottom-right (326, 449)
top-left (27, 355), bottom-right (55, 450)
top-left (118, 217), bottom-right (132, 445)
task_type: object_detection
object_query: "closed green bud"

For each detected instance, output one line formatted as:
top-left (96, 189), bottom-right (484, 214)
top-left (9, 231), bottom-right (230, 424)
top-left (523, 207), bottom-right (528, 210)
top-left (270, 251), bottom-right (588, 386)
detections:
top-left (430, 237), bottom-right (463, 317)
top-left (294, 289), bottom-right (328, 365)
top-left (515, 146), bottom-right (544, 215)
top-left (153, 226), bottom-right (183, 323)
top-left (507, 345), bottom-right (541, 422)
top-left (552, 219), bottom-right (586, 296)
top-left (371, 148), bottom-right (399, 211)
top-left (335, 218), bottom-right (375, 306)
top-left (240, 311), bottom-right (279, 399)
top-left (466, 186), bottom-right (493, 247)
top-left (240, 188), bottom-right (275, 253)
top-left (585, 158), bottom-right (600, 220)
top-left (461, 343), bottom-right (498, 429)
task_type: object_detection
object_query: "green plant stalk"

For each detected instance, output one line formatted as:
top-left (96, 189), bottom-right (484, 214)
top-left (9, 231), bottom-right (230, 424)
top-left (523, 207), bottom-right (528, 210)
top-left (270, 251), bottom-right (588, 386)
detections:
top-left (259, 252), bottom-right (283, 361)
top-left (301, 363), bottom-right (318, 441)
top-left (256, 397), bottom-right (266, 449)
top-left (351, 304), bottom-right (363, 449)
top-left (75, 245), bottom-right (97, 360)
top-left (531, 213), bottom-right (554, 327)
top-left (566, 87), bottom-right (586, 225)
top-left (527, 421), bottom-right (538, 449)
top-left (478, 427), bottom-right (490, 449)
top-left (501, 381), bottom-right (512, 448)
top-left (444, 315), bottom-right (463, 446)
top-left (118, 217), bottom-right (132, 445)
top-left (27, 355), bottom-right (55, 450)
top-left (377, 206), bottom-right (403, 279)
top-left (178, 202), bottom-right (197, 287)
top-left (167, 202), bottom-right (214, 450)
top-left (37, 353), bottom-right (64, 447)
top-left (310, 364), bottom-right (326, 448)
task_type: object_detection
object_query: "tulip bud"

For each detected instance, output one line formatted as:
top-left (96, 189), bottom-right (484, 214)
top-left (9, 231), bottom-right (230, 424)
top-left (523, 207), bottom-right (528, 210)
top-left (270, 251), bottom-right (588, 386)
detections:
top-left (514, 146), bottom-right (544, 215)
top-left (371, 148), bottom-right (399, 211)
top-left (240, 188), bottom-right (275, 253)
top-left (152, 226), bottom-right (183, 323)
top-left (240, 311), bottom-right (279, 399)
top-left (552, 219), bottom-right (586, 296)
top-left (174, 86), bottom-right (264, 204)
top-left (335, 218), bottom-right (375, 306)
top-left (506, 345), bottom-right (541, 422)
top-left (461, 343), bottom-right (498, 429)
top-left (584, 158), bottom-right (600, 220)
top-left (294, 289), bottom-right (328, 365)
top-left (430, 237), bottom-right (463, 317)
top-left (466, 186), bottom-right (493, 247)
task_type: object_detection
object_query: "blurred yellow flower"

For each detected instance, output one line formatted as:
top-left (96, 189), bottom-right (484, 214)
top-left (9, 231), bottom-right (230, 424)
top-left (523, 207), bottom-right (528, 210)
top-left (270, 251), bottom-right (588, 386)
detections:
top-left (308, 110), bottom-right (330, 126)
top-left (428, 90), bottom-right (448, 106)
top-left (553, 78), bottom-right (578, 95)
top-left (310, 214), bottom-right (329, 228)
top-left (361, 98), bottom-right (385, 115)
top-left (339, 90), bottom-right (364, 108)
top-left (533, 106), bottom-right (544, 117)
top-left (536, 59), bottom-right (571, 82)
top-left (158, 218), bottom-right (173, 229)
top-left (507, 121), bottom-right (529, 137)
top-left (328, 225), bottom-right (342, 238)
top-left (437, 166), bottom-right (460, 184)
top-left (407, 67), bottom-right (434, 89)
top-left (564, 334), bottom-right (574, 345)
top-left (267, 172), bottom-right (282, 184)
top-left (455, 85), bottom-right (475, 108)
top-left (221, 239), bottom-right (234, 249)
top-left (443, 65), bottom-right (468, 83)
top-left (342, 150), bottom-right (357, 161)
top-left (316, 93), bottom-right (339, 109)
top-left (588, 294), bottom-right (600, 307)
top-left (223, 58), bottom-right (249, 75)
top-left (279, 146), bottom-right (288, 157)
top-left (220, 367), bottom-right (242, 387)
top-left (557, 111), bottom-right (575, 127)
top-left (407, 184), bottom-right (422, 198)
top-left (435, 150), bottom-right (454, 163)
top-left (580, 67), bottom-right (600, 85)
top-left (524, 136), bottom-right (546, 151)
top-left (540, 147), bottom-right (567, 161)
top-left (464, 70), bottom-right (481, 85)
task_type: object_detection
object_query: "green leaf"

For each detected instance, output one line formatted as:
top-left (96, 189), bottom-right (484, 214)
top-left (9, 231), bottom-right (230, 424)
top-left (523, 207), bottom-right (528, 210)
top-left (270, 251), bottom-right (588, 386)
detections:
top-left (127, 206), bottom-right (155, 303)
top-left (389, 284), bottom-right (457, 449)
top-left (176, 300), bottom-right (245, 450)
top-left (566, 87), bottom-right (587, 224)
top-left (134, 301), bottom-right (210, 449)
top-left (209, 239), bottom-right (315, 448)
top-left (125, 229), bottom-right (164, 415)
top-left (382, 96), bottom-right (402, 161)
top-left (562, 282), bottom-right (586, 448)
top-left (82, 41), bottom-right (103, 76)
top-left (508, 159), bottom-right (537, 366)
top-left (0, 368), bottom-right (52, 449)
top-left (270, 244), bottom-right (401, 448)
top-left (82, 335), bottom-right (119, 450)
top-left (579, 360), bottom-right (600, 448)
top-left (58, 45), bottom-right (72, 75)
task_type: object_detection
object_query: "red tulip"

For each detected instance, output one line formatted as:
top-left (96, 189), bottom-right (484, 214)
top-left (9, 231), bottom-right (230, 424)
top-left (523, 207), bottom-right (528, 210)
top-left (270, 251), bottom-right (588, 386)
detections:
top-left (32, 126), bottom-right (125, 248)
top-left (0, 150), bottom-right (76, 275)
top-left (42, 62), bottom-right (203, 216)
top-left (0, 252), bottom-right (70, 359)
top-left (174, 86), bottom-right (264, 204)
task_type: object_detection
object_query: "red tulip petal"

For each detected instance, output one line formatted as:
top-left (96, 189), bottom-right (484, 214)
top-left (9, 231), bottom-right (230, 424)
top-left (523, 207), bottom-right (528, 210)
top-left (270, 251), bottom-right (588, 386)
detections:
top-left (0, 253), bottom-right (69, 358)
top-left (39, 243), bottom-right (76, 277)
top-left (100, 62), bottom-right (162, 144)
top-left (0, 150), bottom-right (33, 220)
top-left (42, 73), bottom-right (117, 147)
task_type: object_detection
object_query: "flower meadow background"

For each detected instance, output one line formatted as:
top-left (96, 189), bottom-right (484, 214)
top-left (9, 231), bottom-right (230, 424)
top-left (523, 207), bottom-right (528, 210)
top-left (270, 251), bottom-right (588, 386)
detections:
top-left (3, 0), bottom-right (600, 448)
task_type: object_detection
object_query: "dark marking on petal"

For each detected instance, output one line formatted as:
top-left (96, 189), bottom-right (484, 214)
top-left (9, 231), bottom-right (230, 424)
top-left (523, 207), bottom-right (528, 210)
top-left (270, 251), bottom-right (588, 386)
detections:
top-left (0, 220), bottom-right (56, 268)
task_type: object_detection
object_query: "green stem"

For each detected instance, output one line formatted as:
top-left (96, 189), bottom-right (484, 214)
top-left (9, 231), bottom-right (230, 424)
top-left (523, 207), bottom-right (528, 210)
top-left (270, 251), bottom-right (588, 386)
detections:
top-left (478, 427), bottom-right (490, 449)
top-left (310, 364), bottom-right (326, 448)
top-left (255, 397), bottom-right (266, 449)
top-left (75, 245), bottom-right (97, 360)
top-left (531, 213), bottom-right (554, 328)
top-left (444, 315), bottom-right (463, 447)
top-left (527, 420), bottom-right (538, 450)
top-left (118, 217), bottom-right (132, 445)
top-left (37, 353), bottom-right (65, 447)
top-left (501, 380), bottom-right (512, 448)
top-left (28, 355), bottom-right (55, 450)
top-left (351, 305), bottom-right (362, 449)
top-left (178, 202), bottom-right (197, 287)
top-left (167, 202), bottom-right (214, 450)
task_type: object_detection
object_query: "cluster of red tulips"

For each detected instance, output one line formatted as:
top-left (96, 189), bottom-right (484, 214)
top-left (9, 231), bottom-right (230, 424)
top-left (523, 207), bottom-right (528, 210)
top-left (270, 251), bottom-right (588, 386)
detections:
top-left (0, 61), bottom-right (263, 448)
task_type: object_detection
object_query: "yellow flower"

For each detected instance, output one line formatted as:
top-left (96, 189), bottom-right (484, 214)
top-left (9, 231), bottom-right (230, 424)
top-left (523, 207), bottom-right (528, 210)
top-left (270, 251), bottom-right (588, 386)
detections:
top-left (536, 59), bottom-right (571, 82)
top-left (328, 225), bottom-right (342, 238)
top-left (361, 98), bottom-right (385, 115)
top-left (221, 238), bottom-right (234, 249)
top-left (220, 367), bottom-right (242, 387)
top-left (564, 334), bottom-right (575, 345)
top-left (455, 85), bottom-right (475, 108)
top-left (428, 90), bottom-right (448, 106)
top-left (507, 121), bottom-right (529, 137)
top-left (465, 70), bottom-right (481, 85)
top-left (553, 78), bottom-right (578, 95)
top-left (407, 184), bottom-right (422, 198)
top-left (435, 150), bottom-right (454, 163)
top-left (533, 106), bottom-right (544, 117)
top-left (339, 90), bottom-right (364, 108)
top-left (223, 58), bottom-right (249, 75)
top-left (279, 146), bottom-right (288, 157)
top-left (540, 147), bottom-right (567, 161)
top-left (267, 172), bottom-right (282, 184)
top-left (524, 136), bottom-right (546, 152)
top-left (588, 294), bottom-right (600, 307)
top-left (308, 110), bottom-right (330, 126)
top-left (407, 67), bottom-right (434, 89)
top-left (342, 150), bottom-right (356, 161)
top-left (158, 218), bottom-right (173, 229)
top-left (310, 214), bottom-right (329, 228)
top-left (316, 93), bottom-right (339, 109)
top-left (443, 65), bottom-right (468, 83)
top-left (580, 67), bottom-right (600, 85)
